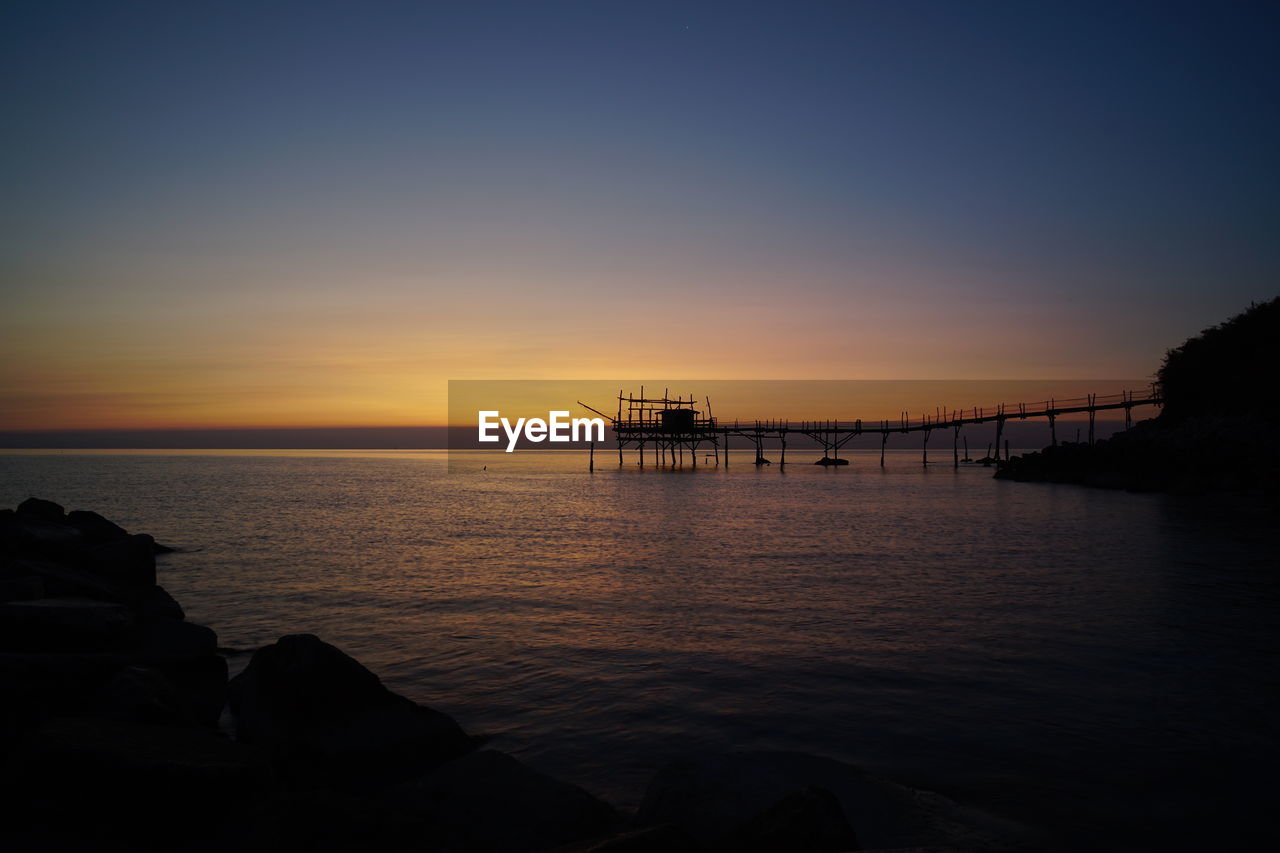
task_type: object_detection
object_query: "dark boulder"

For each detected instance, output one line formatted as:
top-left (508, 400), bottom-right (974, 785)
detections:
top-left (229, 789), bottom-right (428, 853)
top-left (0, 647), bottom-right (227, 733)
top-left (575, 824), bottom-right (704, 852)
top-left (137, 617), bottom-right (217, 659)
top-left (135, 620), bottom-right (226, 726)
top-left (391, 749), bottom-right (619, 852)
top-left (0, 715), bottom-right (270, 841)
top-left (3, 557), bottom-right (123, 602)
top-left (66, 509), bottom-right (129, 544)
top-left (0, 574), bottom-right (44, 602)
top-left (126, 584), bottom-right (186, 621)
top-left (80, 533), bottom-right (158, 588)
top-left (0, 651), bottom-right (138, 729)
top-left (0, 513), bottom-right (82, 551)
top-left (722, 786), bottom-right (859, 852)
top-left (636, 752), bottom-right (1011, 852)
top-left (0, 597), bottom-right (135, 652)
top-left (16, 497), bottom-right (66, 522)
top-left (93, 664), bottom-right (206, 727)
top-left (229, 634), bottom-right (475, 790)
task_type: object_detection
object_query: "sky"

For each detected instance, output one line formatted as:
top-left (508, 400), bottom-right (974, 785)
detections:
top-left (2, 0), bottom-right (1278, 432)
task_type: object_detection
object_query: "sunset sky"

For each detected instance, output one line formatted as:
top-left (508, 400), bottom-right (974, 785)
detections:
top-left (3, 1), bottom-right (1278, 432)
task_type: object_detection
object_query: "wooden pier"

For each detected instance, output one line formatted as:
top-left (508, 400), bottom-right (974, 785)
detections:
top-left (579, 387), bottom-right (1164, 468)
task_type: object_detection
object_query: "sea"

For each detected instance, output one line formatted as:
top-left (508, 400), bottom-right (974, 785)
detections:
top-left (2, 448), bottom-right (1277, 850)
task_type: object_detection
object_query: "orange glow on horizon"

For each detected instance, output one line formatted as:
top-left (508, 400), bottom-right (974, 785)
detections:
top-left (2, 277), bottom-right (1161, 432)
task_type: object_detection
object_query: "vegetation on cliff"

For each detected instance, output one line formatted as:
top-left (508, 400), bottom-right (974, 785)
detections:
top-left (997, 297), bottom-right (1280, 496)
top-left (1157, 297), bottom-right (1280, 423)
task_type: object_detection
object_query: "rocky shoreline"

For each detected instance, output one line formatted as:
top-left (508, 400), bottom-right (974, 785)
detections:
top-left (994, 413), bottom-right (1279, 501)
top-left (2, 498), bottom-right (1024, 852)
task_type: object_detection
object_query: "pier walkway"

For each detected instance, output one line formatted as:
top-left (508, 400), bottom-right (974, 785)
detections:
top-left (579, 388), bottom-right (1164, 468)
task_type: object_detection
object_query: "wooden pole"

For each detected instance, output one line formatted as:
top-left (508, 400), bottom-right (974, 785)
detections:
top-left (880, 432), bottom-right (887, 467)
top-left (589, 441), bottom-right (594, 471)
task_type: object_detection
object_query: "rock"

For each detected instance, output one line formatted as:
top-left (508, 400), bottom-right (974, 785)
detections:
top-left (137, 617), bottom-right (217, 659)
top-left (0, 513), bottom-right (83, 550)
top-left (574, 824), bottom-right (703, 852)
top-left (637, 752), bottom-right (1014, 852)
top-left (134, 620), bottom-right (225, 726)
top-left (0, 715), bottom-right (270, 839)
top-left (722, 786), bottom-right (859, 852)
top-left (229, 789), bottom-right (428, 853)
top-left (0, 597), bottom-right (135, 651)
top-left (143, 653), bottom-right (228, 729)
top-left (391, 749), bottom-right (618, 852)
top-left (93, 664), bottom-right (204, 726)
top-left (3, 557), bottom-right (123, 602)
top-left (229, 634), bottom-right (475, 790)
top-left (126, 584), bottom-right (186, 621)
top-left (0, 648), bottom-right (228, 733)
top-left (66, 509), bottom-right (130, 543)
top-left (80, 533), bottom-right (158, 587)
top-left (0, 651), bottom-right (136, 727)
top-left (993, 412), bottom-right (1280, 498)
top-left (229, 634), bottom-right (384, 723)
top-left (16, 497), bottom-right (66, 522)
top-left (0, 574), bottom-right (44, 602)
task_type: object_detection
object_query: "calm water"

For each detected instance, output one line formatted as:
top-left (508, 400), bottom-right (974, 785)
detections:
top-left (3, 449), bottom-right (1277, 849)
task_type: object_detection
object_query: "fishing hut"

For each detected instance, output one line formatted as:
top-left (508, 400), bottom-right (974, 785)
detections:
top-left (579, 388), bottom-right (720, 467)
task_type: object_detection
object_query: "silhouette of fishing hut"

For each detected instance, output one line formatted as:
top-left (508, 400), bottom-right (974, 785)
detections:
top-left (578, 388), bottom-right (720, 468)
top-left (578, 387), bottom-right (1164, 469)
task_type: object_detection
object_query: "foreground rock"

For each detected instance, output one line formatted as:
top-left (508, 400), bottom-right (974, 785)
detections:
top-left (4, 715), bottom-right (270, 842)
top-left (389, 749), bottom-right (620, 852)
top-left (632, 752), bottom-right (1026, 852)
top-left (229, 633), bottom-right (476, 790)
top-left (0, 498), bottom-right (226, 732)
